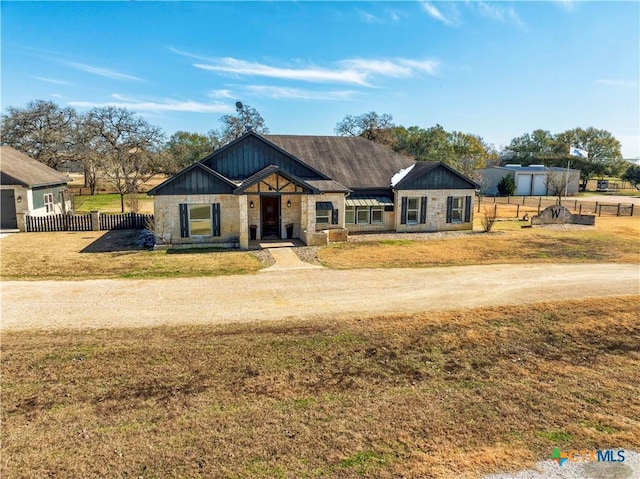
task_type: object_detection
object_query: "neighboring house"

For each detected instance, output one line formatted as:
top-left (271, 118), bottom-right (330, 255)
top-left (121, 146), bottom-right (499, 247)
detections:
top-left (0, 146), bottom-right (71, 230)
top-left (476, 164), bottom-right (581, 196)
top-left (148, 132), bottom-right (478, 249)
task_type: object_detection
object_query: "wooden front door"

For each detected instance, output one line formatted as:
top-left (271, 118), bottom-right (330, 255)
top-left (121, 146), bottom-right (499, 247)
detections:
top-left (261, 196), bottom-right (280, 239)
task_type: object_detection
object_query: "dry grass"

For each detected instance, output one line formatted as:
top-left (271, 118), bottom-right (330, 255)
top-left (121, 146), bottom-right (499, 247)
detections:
top-left (2, 297), bottom-right (638, 478)
top-left (0, 230), bottom-right (264, 280)
top-left (319, 216), bottom-right (639, 269)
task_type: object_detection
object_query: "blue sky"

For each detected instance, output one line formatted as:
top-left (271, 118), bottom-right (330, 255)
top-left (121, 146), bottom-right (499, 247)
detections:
top-left (2, 1), bottom-right (639, 158)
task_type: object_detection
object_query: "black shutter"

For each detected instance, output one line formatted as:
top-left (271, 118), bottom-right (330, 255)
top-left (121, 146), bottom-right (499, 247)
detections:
top-left (179, 204), bottom-right (189, 237)
top-left (420, 196), bottom-right (427, 224)
top-left (464, 196), bottom-right (472, 222)
top-left (400, 197), bottom-right (408, 225)
top-left (212, 203), bottom-right (221, 236)
top-left (446, 197), bottom-right (453, 223)
top-left (331, 208), bottom-right (339, 225)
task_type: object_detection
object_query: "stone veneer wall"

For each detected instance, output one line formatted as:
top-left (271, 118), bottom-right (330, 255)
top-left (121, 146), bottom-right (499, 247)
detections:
top-left (394, 189), bottom-right (475, 233)
top-left (153, 194), bottom-right (241, 245)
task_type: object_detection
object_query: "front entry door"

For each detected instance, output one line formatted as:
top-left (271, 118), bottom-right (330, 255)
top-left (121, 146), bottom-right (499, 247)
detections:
top-left (261, 196), bottom-right (280, 239)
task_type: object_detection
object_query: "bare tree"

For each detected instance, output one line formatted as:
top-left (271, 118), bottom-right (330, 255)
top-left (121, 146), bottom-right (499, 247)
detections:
top-left (0, 100), bottom-right (78, 169)
top-left (212, 102), bottom-right (269, 145)
top-left (85, 106), bottom-right (165, 212)
top-left (545, 169), bottom-right (578, 205)
top-left (334, 111), bottom-right (396, 147)
top-left (481, 205), bottom-right (498, 233)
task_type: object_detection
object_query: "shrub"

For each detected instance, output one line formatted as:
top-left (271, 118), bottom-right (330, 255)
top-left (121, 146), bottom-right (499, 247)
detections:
top-left (497, 174), bottom-right (516, 196)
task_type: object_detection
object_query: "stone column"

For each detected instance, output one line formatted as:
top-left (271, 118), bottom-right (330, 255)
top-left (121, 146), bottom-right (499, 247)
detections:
top-left (16, 212), bottom-right (26, 232)
top-left (90, 210), bottom-right (100, 231)
top-left (238, 196), bottom-right (249, 250)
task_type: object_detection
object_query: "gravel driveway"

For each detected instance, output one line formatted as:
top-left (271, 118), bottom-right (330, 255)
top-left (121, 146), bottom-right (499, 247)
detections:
top-left (2, 263), bottom-right (638, 331)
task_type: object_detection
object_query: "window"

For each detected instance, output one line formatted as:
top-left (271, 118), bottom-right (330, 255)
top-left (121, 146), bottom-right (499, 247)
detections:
top-left (371, 206), bottom-right (384, 224)
top-left (316, 209), bottom-right (330, 224)
top-left (450, 197), bottom-right (464, 223)
top-left (406, 197), bottom-right (419, 224)
top-left (43, 193), bottom-right (54, 213)
top-left (345, 206), bottom-right (355, 224)
top-left (356, 207), bottom-right (369, 224)
top-left (189, 204), bottom-right (212, 236)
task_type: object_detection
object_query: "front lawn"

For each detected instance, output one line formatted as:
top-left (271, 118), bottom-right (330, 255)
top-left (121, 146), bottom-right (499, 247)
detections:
top-left (2, 297), bottom-right (638, 478)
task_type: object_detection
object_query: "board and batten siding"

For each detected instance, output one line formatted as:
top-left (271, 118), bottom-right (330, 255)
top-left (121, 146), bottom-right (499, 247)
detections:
top-left (202, 134), bottom-right (326, 181)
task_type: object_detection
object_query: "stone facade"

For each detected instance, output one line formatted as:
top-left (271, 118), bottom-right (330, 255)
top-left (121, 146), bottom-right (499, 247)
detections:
top-left (532, 205), bottom-right (596, 226)
top-left (153, 194), bottom-right (242, 246)
top-left (394, 189), bottom-right (475, 233)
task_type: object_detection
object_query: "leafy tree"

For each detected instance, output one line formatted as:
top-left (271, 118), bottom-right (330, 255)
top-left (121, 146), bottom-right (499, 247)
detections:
top-left (335, 111), bottom-right (396, 147)
top-left (497, 174), bottom-right (516, 196)
top-left (0, 100), bottom-right (78, 169)
top-left (84, 106), bottom-right (165, 212)
top-left (164, 131), bottom-right (218, 175)
top-left (211, 102), bottom-right (269, 145)
top-left (621, 164), bottom-right (640, 190)
top-left (505, 129), bottom-right (555, 165)
top-left (449, 131), bottom-right (498, 177)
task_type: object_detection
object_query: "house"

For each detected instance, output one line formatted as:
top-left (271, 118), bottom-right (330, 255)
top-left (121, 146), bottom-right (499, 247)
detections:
top-left (148, 132), bottom-right (478, 249)
top-left (476, 164), bottom-right (581, 196)
top-left (0, 146), bottom-right (71, 231)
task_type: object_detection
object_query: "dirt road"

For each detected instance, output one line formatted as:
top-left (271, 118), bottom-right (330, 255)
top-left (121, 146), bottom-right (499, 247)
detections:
top-left (2, 263), bottom-right (638, 331)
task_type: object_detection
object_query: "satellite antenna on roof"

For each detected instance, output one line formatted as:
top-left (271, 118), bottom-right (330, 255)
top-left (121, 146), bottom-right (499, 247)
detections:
top-left (235, 100), bottom-right (252, 133)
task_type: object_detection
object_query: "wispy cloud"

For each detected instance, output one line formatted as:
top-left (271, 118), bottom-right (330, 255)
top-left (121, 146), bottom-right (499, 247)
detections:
top-left (179, 52), bottom-right (439, 86)
top-left (421, 2), bottom-right (453, 25)
top-left (194, 58), bottom-right (370, 86)
top-left (67, 62), bottom-right (143, 82)
top-left (69, 94), bottom-right (233, 113)
top-left (596, 79), bottom-right (637, 88)
top-left (475, 2), bottom-right (526, 29)
top-left (244, 85), bottom-right (359, 101)
top-left (32, 76), bottom-right (72, 86)
top-left (209, 89), bottom-right (236, 99)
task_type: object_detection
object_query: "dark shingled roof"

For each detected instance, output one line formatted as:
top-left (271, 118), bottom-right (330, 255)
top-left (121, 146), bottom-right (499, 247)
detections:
top-left (265, 135), bottom-right (415, 189)
top-left (0, 146), bottom-right (70, 187)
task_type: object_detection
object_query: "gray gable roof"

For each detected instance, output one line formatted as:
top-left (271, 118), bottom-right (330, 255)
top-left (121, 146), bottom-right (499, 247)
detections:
top-left (394, 162), bottom-right (478, 190)
top-left (0, 146), bottom-right (70, 187)
top-left (265, 135), bottom-right (415, 189)
top-left (148, 162), bottom-right (237, 196)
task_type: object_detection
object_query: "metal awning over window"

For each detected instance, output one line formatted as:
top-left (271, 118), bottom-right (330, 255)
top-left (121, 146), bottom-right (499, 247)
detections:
top-left (315, 201), bottom-right (334, 210)
top-left (345, 195), bottom-right (394, 207)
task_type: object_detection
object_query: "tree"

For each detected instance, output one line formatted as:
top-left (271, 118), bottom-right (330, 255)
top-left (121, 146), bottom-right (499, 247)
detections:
top-left (164, 131), bottom-right (218, 175)
top-left (622, 164), bottom-right (640, 190)
top-left (212, 102), bottom-right (268, 145)
top-left (505, 129), bottom-right (555, 165)
top-left (545, 170), bottom-right (579, 205)
top-left (497, 175), bottom-right (516, 196)
top-left (334, 111), bottom-right (396, 147)
top-left (449, 131), bottom-right (498, 177)
top-left (84, 106), bottom-right (165, 212)
top-left (0, 100), bottom-right (78, 169)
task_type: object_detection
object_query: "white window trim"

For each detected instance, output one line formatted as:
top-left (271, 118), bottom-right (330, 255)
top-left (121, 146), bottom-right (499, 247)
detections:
top-left (316, 209), bottom-right (331, 224)
top-left (406, 197), bottom-right (419, 224)
top-left (451, 197), bottom-right (464, 223)
top-left (43, 193), bottom-right (54, 213)
top-left (189, 204), bottom-right (212, 236)
top-left (345, 206), bottom-right (355, 224)
top-left (371, 206), bottom-right (384, 224)
top-left (356, 207), bottom-right (370, 224)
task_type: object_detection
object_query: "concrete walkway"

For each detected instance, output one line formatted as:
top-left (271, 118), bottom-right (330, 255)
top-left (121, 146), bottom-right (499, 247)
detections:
top-left (260, 247), bottom-right (323, 272)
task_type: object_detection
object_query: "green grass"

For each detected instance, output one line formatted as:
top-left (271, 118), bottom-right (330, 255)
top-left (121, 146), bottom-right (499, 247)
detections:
top-left (73, 193), bottom-right (153, 214)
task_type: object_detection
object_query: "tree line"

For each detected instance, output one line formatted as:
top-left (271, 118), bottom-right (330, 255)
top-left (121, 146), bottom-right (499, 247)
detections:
top-left (0, 100), bottom-right (268, 212)
top-left (2, 101), bottom-right (637, 212)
